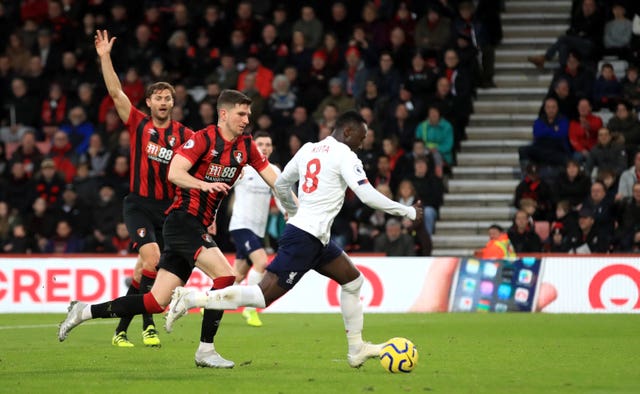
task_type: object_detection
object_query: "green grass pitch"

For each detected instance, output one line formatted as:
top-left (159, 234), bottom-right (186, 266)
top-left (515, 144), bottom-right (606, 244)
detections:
top-left (0, 313), bottom-right (639, 393)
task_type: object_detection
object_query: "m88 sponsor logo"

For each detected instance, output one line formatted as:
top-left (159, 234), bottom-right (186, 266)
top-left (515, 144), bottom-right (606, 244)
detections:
top-left (146, 141), bottom-right (174, 163)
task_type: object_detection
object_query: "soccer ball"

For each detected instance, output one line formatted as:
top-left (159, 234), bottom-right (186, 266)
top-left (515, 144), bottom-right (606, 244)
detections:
top-left (379, 337), bottom-right (418, 373)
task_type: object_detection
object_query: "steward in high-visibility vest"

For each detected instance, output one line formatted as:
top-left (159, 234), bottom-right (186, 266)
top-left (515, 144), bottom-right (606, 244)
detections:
top-left (480, 225), bottom-right (517, 259)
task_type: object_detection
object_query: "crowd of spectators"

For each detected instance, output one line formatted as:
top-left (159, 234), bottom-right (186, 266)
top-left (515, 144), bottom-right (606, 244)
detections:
top-left (0, 0), bottom-right (504, 256)
top-left (515, 0), bottom-right (640, 254)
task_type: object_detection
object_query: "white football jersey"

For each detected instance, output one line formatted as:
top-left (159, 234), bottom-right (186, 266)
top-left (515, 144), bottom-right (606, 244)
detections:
top-left (277, 136), bottom-right (415, 245)
top-left (229, 163), bottom-right (281, 237)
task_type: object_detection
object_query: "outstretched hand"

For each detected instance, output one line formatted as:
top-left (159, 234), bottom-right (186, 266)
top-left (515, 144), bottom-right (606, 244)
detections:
top-left (200, 181), bottom-right (230, 195)
top-left (95, 30), bottom-right (116, 57)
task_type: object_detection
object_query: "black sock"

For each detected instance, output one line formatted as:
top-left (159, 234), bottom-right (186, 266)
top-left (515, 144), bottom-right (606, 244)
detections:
top-left (200, 286), bottom-right (224, 343)
top-left (114, 284), bottom-right (138, 333)
top-left (139, 273), bottom-right (156, 329)
top-left (91, 294), bottom-right (146, 318)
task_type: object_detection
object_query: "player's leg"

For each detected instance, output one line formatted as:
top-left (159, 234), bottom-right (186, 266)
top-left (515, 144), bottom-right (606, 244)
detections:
top-left (58, 268), bottom-right (182, 342)
top-left (138, 242), bottom-right (162, 346)
top-left (234, 258), bottom-right (250, 284)
top-left (112, 256), bottom-right (143, 347)
top-left (242, 247), bottom-right (269, 326)
top-left (315, 249), bottom-right (384, 368)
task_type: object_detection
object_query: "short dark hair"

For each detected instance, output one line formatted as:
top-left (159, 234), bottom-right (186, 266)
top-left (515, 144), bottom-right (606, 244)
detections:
top-left (145, 82), bottom-right (176, 101)
top-left (253, 130), bottom-right (272, 140)
top-left (334, 110), bottom-right (365, 134)
top-left (489, 224), bottom-right (504, 232)
top-left (216, 89), bottom-right (252, 112)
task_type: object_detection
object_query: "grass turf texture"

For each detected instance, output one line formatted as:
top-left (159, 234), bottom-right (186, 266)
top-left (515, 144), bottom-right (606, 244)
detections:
top-left (0, 313), bottom-right (639, 393)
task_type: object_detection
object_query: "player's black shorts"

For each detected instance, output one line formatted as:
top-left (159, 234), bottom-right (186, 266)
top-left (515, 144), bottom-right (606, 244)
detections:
top-left (157, 209), bottom-right (217, 283)
top-left (230, 229), bottom-right (264, 261)
top-left (267, 224), bottom-right (342, 290)
top-left (123, 193), bottom-right (172, 252)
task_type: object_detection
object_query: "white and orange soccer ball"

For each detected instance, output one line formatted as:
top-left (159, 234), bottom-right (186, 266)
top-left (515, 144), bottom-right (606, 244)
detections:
top-left (379, 337), bottom-right (418, 373)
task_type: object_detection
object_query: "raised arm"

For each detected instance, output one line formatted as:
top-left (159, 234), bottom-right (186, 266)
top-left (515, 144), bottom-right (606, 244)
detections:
top-left (95, 30), bottom-right (131, 123)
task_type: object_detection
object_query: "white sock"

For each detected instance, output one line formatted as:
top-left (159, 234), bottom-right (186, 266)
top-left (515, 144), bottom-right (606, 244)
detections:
top-left (203, 285), bottom-right (266, 310)
top-left (244, 271), bottom-right (265, 312)
top-left (341, 274), bottom-right (365, 354)
top-left (81, 305), bottom-right (92, 320)
top-left (197, 341), bottom-right (215, 353)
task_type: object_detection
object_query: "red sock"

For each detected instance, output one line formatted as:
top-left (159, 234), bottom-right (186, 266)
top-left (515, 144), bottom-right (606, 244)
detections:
top-left (213, 276), bottom-right (235, 289)
top-left (143, 292), bottom-right (164, 313)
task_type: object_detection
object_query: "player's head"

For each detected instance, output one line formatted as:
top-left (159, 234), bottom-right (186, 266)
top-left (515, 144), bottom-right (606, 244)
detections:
top-left (217, 89), bottom-right (252, 137)
top-left (333, 110), bottom-right (367, 151)
top-left (253, 131), bottom-right (273, 158)
top-left (145, 82), bottom-right (176, 123)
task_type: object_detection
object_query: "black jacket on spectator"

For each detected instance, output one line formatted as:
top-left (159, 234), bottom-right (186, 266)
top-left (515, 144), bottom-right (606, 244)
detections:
top-left (554, 172), bottom-right (591, 207)
top-left (507, 227), bottom-right (543, 253)
top-left (568, 227), bottom-right (610, 253)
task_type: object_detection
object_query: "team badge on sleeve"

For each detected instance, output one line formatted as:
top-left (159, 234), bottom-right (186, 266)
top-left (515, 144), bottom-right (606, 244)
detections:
top-left (202, 233), bottom-right (214, 243)
top-left (137, 228), bottom-right (147, 238)
top-left (184, 139), bottom-right (195, 149)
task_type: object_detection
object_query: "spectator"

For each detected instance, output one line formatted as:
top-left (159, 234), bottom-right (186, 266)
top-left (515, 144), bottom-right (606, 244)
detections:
top-left (6, 33), bottom-right (30, 75)
top-left (319, 32), bottom-right (344, 78)
top-left (478, 224), bottom-right (517, 259)
top-left (519, 97), bottom-right (571, 173)
top-left (10, 130), bottom-right (44, 178)
top-left (313, 78), bottom-right (355, 121)
top-left (426, 77), bottom-right (459, 143)
top-left (514, 164), bottom-right (555, 221)
top-left (268, 74), bottom-right (297, 130)
top-left (191, 100), bottom-right (216, 131)
top-left (208, 52), bottom-right (238, 91)
top-left (2, 223), bottom-right (37, 254)
top-left (237, 54), bottom-right (274, 99)
top-left (173, 84), bottom-right (199, 126)
top-left (43, 219), bottom-right (84, 253)
top-left (48, 130), bottom-right (78, 183)
top-left (31, 158), bottom-right (65, 209)
top-left (607, 100), bottom-right (640, 162)
top-left (554, 159), bottom-right (592, 209)
top-left (548, 223), bottom-right (572, 252)
top-left (592, 63), bottom-right (622, 111)
top-left (410, 157), bottom-right (444, 235)
top-left (617, 151), bottom-right (640, 199)
top-left (292, 5), bottom-right (323, 49)
top-left (327, 2), bottom-right (351, 45)
top-left (357, 129), bottom-right (379, 182)
top-left (288, 30), bottom-right (314, 73)
top-left (385, 103), bottom-right (419, 152)
top-left (507, 210), bottom-right (543, 253)
top-left (387, 26), bottom-right (412, 74)
top-left (585, 127), bottom-right (628, 178)
top-left (56, 51), bottom-right (88, 98)
top-left (545, 77), bottom-right (578, 121)
top-left (406, 52), bottom-right (438, 99)
top-left (414, 5), bottom-right (451, 60)
top-left (104, 154), bottom-right (129, 200)
top-left (110, 221), bottom-right (131, 255)
top-left (528, 0), bottom-right (603, 68)
top-left (615, 182), bottom-right (640, 251)
top-left (621, 65), bottom-right (640, 110)
top-left (338, 46), bottom-right (368, 99)
top-left (552, 200), bottom-right (580, 242)
top-left (603, 1), bottom-right (632, 58)
top-left (40, 82), bottom-right (67, 129)
top-left (3, 161), bottom-right (33, 215)
top-left (568, 98), bottom-right (602, 161)
top-left (356, 77), bottom-right (390, 129)
top-left (256, 23), bottom-right (289, 74)
top-left (60, 106), bottom-right (95, 155)
top-left (568, 206), bottom-right (610, 254)
top-left (373, 218), bottom-right (416, 256)
top-left (0, 201), bottom-right (20, 248)
top-left (453, 1), bottom-right (495, 88)
top-left (127, 24), bottom-right (160, 76)
top-left (415, 106), bottom-right (455, 167)
top-left (369, 51), bottom-right (401, 98)
top-left (582, 180), bottom-right (615, 233)
top-left (550, 51), bottom-right (595, 101)
top-left (1, 77), bottom-right (39, 143)
top-left (85, 184), bottom-right (121, 253)
top-left (286, 106), bottom-right (318, 145)
top-left (73, 83), bottom-right (100, 126)
top-left (71, 162), bottom-right (99, 206)
top-left (439, 49), bottom-right (474, 131)
top-left (271, 4), bottom-right (293, 45)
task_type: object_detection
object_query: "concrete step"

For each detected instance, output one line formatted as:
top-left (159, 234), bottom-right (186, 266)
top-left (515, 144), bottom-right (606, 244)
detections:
top-left (456, 152), bottom-right (519, 166)
top-left (432, 234), bottom-right (490, 249)
top-left (468, 113), bottom-right (537, 127)
top-left (496, 49), bottom-right (543, 63)
top-left (444, 193), bottom-right (514, 207)
top-left (451, 166), bottom-right (520, 180)
top-left (447, 179), bottom-right (519, 194)
top-left (495, 61), bottom-right (559, 72)
top-left (439, 206), bottom-right (516, 221)
top-left (500, 36), bottom-right (556, 50)
top-left (501, 13), bottom-right (569, 24)
top-left (502, 24), bottom-right (566, 39)
top-left (476, 87), bottom-right (547, 100)
top-left (506, 1), bottom-right (571, 14)
top-left (436, 220), bottom-right (512, 235)
top-left (494, 73), bottom-right (553, 88)
top-left (466, 126), bottom-right (532, 139)
top-left (431, 248), bottom-right (476, 257)
top-left (473, 100), bottom-right (541, 114)
top-left (460, 140), bottom-right (528, 153)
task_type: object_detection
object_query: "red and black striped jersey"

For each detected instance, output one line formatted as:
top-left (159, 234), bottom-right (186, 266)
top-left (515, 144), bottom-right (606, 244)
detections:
top-left (169, 125), bottom-right (269, 227)
top-left (126, 106), bottom-right (194, 201)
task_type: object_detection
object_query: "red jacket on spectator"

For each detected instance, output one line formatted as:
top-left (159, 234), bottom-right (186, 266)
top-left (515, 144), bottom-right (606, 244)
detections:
top-left (569, 114), bottom-right (602, 153)
top-left (41, 95), bottom-right (67, 126)
top-left (237, 65), bottom-right (274, 98)
top-left (49, 143), bottom-right (77, 183)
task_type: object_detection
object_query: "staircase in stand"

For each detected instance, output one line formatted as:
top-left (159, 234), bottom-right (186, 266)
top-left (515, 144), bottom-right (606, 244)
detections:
top-left (431, 0), bottom-right (570, 256)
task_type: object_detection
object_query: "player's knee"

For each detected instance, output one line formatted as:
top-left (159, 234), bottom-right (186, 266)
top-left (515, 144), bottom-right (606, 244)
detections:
top-left (140, 254), bottom-right (160, 273)
top-left (143, 292), bottom-right (165, 313)
top-left (341, 274), bottom-right (364, 294)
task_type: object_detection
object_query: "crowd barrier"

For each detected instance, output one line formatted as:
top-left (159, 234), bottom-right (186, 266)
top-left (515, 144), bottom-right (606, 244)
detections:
top-left (1, 255), bottom-right (639, 313)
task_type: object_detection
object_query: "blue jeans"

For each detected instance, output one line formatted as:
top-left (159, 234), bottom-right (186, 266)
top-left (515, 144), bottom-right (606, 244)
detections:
top-left (424, 206), bottom-right (437, 235)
